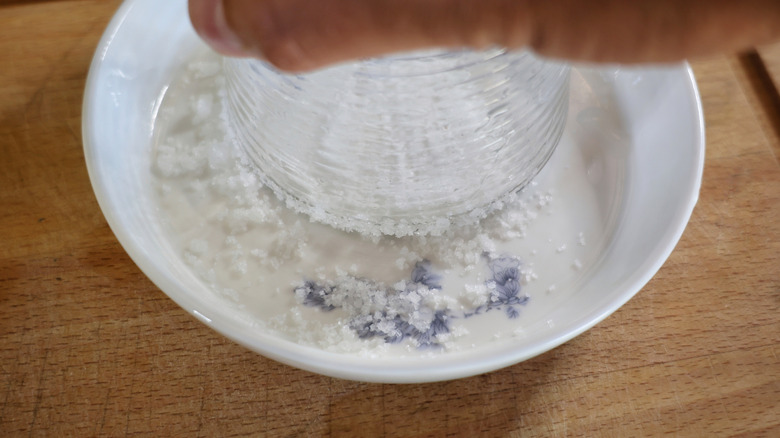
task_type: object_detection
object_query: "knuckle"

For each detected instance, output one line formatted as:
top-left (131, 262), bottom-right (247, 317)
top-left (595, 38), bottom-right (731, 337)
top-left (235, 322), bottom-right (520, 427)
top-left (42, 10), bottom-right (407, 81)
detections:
top-left (259, 36), bottom-right (316, 72)
top-left (240, 0), bottom-right (316, 71)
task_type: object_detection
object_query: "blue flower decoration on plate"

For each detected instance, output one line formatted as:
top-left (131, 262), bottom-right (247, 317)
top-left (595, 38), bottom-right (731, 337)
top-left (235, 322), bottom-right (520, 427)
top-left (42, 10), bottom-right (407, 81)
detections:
top-left (295, 256), bottom-right (528, 348)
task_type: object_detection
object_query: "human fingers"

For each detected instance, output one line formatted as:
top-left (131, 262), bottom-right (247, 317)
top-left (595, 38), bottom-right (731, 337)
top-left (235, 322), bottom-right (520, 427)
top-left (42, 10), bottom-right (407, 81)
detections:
top-left (189, 0), bottom-right (780, 72)
top-left (189, 0), bottom-right (535, 71)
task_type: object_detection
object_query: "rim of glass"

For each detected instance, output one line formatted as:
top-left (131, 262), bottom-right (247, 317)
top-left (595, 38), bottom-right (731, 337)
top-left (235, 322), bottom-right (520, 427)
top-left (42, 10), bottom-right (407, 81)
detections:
top-left (234, 47), bottom-right (560, 79)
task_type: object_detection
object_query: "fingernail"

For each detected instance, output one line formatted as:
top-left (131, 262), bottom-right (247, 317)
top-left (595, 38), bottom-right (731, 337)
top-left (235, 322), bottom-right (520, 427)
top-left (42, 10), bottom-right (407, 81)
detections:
top-left (202, 0), bottom-right (249, 57)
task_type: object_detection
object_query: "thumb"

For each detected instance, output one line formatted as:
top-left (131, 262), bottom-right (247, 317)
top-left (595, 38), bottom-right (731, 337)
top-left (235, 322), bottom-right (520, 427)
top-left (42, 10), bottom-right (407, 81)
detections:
top-left (188, 0), bottom-right (531, 72)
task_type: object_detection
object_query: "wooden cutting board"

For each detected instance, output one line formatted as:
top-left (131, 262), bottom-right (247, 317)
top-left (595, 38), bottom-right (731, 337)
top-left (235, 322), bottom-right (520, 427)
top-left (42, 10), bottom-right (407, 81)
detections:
top-left (1, 1), bottom-right (778, 436)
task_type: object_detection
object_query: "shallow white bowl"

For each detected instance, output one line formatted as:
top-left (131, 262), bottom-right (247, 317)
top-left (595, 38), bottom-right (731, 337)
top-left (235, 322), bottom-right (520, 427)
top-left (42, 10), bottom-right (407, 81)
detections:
top-left (83, 0), bottom-right (704, 382)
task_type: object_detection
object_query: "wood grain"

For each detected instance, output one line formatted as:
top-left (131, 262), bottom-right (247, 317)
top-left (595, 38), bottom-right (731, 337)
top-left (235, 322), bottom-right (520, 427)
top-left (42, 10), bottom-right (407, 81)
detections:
top-left (1, 1), bottom-right (779, 436)
top-left (758, 44), bottom-right (780, 88)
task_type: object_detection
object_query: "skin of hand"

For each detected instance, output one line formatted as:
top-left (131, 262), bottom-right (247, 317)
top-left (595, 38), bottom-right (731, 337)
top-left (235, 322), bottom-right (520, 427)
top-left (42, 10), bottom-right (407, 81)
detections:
top-left (189, 0), bottom-right (780, 72)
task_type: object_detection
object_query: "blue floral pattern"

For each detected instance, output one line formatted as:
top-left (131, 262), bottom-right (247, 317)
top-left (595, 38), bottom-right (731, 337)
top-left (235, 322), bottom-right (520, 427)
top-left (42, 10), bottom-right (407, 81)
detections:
top-left (295, 256), bottom-right (528, 347)
top-left (297, 281), bottom-right (336, 311)
top-left (350, 309), bottom-right (451, 348)
top-left (482, 255), bottom-right (529, 318)
top-left (410, 259), bottom-right (442, 290)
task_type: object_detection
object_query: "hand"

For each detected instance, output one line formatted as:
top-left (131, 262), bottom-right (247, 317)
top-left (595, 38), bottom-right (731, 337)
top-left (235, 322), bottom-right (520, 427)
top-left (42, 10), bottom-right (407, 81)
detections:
top-left (189, 0), bottom-right (780, 72)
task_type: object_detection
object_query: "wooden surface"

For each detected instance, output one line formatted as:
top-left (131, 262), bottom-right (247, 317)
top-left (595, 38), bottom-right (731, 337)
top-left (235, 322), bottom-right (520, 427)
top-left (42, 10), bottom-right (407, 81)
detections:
top-left (1, 1), bottom-right (779, 436)
top-left (759, 44), bottom-right (780, 87)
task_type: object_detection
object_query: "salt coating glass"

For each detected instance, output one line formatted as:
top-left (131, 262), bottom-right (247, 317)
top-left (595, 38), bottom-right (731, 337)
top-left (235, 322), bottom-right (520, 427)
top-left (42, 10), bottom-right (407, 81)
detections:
top-left (224, 49), bottom-right (570, 236)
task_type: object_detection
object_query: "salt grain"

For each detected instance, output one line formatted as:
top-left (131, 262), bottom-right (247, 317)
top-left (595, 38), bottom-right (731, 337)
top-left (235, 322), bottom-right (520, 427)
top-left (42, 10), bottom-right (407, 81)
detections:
top-left (462, 283), bottom-right (489, 307)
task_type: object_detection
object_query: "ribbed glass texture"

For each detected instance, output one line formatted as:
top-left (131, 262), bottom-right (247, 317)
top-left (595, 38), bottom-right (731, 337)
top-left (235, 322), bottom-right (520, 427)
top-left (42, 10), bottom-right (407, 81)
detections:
top-left (224, 49), bottom-right (570, 236)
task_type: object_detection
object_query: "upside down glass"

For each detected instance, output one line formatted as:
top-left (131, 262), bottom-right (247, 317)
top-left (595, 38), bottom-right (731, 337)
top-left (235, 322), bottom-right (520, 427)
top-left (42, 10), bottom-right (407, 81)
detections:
top-left (224, 49), bottom-right (570, 236)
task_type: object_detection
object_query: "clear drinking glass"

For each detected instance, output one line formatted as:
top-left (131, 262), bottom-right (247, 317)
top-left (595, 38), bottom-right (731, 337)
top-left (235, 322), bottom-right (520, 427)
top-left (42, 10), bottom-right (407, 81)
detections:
top-left (224, 49), bottom-right (570, 236)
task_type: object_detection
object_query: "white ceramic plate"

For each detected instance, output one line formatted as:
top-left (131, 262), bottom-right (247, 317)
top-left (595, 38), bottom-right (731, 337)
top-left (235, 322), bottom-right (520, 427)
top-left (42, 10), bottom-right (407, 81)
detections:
top-left (83, 0), bottom-right (704, 383)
